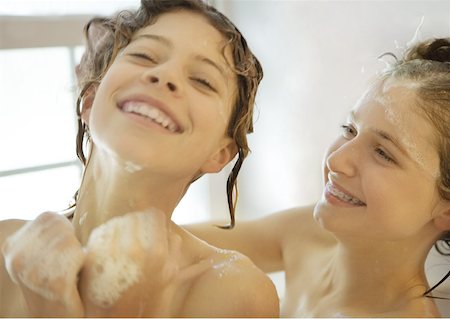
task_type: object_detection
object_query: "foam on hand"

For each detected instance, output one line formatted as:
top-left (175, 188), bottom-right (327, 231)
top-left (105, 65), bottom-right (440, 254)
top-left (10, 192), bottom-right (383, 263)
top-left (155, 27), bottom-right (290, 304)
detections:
top-left (3, 215), bottom-right (83, 301)
top-left (84, 211), bottom-right (162, 308)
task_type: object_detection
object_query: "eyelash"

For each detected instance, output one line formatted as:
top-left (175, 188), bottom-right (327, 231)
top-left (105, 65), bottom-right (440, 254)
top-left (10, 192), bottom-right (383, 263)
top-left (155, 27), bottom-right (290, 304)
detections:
top-left (374, 147), bottom-right (395, 163)
top-left (129, 52), bottom-right (157, 63)
top-left (191, 77), bottom-right (216, 92)
top-left (340, 124), bottom-right (356, 138)
top-left (340, 125), bottom-right (396, 164)
top-left (129, 52), bottom-right (217, 92)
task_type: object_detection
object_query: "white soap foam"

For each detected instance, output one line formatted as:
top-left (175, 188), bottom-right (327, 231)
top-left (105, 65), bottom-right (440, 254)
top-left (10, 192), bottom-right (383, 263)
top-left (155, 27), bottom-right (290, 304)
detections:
top-left (85, 252), bottom-right (142, 308)
top-left (3, 216), bottom-right (83, 301)
top-left (377, 82), bottom-right (439, 178)
top-left (383, 104), bottom-right (431, 173)
top-left (124, 161), bottom-right (143, 173)
top-left (210, 252), bottom-right (243, 280)
top-left (79, 211), bottom-right (88, 226)
top-left (85, 211), bottom-right (162, 307)
top-left (406, 16), bottom-right (425, 49)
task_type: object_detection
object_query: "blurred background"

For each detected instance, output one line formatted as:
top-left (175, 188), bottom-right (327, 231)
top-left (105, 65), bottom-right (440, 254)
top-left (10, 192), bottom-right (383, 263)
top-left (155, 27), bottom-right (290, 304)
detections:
top-left (1, 0), bottom-right (449, 308)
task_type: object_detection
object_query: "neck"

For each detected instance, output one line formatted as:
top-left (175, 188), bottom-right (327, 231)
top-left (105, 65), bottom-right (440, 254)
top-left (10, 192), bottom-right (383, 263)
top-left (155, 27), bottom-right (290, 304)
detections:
top-left (71, 149), bottom-right (190, 245)
top-left (322, 227), bottom-right (439, 315)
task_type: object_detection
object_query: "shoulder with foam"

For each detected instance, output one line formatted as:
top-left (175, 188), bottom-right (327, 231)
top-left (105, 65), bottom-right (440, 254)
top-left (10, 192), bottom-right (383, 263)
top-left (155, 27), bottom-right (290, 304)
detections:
top-left (180, 249), bottom-right (280, 317)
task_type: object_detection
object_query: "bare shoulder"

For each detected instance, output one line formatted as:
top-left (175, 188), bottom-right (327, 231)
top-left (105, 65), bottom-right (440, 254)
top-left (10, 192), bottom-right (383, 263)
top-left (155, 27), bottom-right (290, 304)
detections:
top-left (268, 204), bottom-right (316, 228)
top-left (0, 218), bottom-right (28, 317)
top-left (181, 250), bottom-right (279, 317)
top-left (377, 297), bottom-right (441, 318)
top-left (270, 204), bottom-right (332, 243)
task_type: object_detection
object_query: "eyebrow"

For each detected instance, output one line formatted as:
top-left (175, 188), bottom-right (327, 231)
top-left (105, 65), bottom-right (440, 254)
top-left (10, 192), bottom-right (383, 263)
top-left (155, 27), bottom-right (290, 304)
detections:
top-left (195, 55), bottom-right (227, 80)
top-left (372, 129), bottom-right (411, 158)
top-left (134, 34), bottom-right (172, 48)
top-left (349, 110), bottom-right (411, 158)
top-left (133, 33), bottom-right (227, 80)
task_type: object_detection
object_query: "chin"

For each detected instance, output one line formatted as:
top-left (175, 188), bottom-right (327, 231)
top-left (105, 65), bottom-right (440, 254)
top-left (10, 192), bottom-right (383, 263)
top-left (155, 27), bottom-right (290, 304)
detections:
top-left (312, 200), bottom-right (333, 230)
top-left (313, 200), bottom-right (360, 235)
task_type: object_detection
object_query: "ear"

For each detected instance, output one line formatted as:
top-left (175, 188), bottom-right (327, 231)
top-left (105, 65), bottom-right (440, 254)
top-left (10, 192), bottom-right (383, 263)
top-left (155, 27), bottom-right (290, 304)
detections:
top-left (433, 203), bottom-right (450, 232)
top-left (200, 138), bottom-right (238, 174)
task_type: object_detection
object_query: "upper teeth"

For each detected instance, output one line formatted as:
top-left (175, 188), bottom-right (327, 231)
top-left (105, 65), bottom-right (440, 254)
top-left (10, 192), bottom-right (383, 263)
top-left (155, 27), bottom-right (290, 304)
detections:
top-left (122, 101), bottom-right (178, 132)
top-left (326, 182), bottom-right (365, 206)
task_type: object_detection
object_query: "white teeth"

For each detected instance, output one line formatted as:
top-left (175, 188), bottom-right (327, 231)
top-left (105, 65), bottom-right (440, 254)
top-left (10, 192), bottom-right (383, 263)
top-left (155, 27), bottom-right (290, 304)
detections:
top-left (122, 101), bottom-right (178, 132)
top-left (326, 182), bottom-right (365, 206)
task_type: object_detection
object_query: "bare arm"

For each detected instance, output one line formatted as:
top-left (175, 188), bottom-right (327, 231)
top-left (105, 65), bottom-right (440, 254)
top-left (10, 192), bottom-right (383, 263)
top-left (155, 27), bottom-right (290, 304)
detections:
top-left (185, 205), bottom-right (317, 273)
top-left (0, 219), bottom-right (28, 317)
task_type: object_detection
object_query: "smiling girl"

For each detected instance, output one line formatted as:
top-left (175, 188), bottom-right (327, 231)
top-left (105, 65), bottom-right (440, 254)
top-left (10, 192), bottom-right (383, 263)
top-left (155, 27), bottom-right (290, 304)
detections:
top-left (188, 38), bottom-right (450, 317)
top-left (0, 0), bottom-right (279, 317)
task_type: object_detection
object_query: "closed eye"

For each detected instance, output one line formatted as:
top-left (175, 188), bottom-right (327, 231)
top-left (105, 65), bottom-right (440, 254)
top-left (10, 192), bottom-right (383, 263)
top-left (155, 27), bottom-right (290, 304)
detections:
top-left (191, 77), bottom-right (217, 92)
top-left (129, 52), bottom-right (157, 63)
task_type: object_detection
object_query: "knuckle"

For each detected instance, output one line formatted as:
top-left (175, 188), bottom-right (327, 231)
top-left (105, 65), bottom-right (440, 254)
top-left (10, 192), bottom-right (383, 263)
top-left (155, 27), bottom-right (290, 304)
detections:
top-left (36, 211), bottom-right (56, 222)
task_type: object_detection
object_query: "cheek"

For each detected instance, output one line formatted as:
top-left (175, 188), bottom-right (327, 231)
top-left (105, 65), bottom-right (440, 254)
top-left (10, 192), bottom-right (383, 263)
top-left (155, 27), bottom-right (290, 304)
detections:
top-left (192, 97), bottom-right (231, 133)
top-left (363, 174), bottom-right (432, 231)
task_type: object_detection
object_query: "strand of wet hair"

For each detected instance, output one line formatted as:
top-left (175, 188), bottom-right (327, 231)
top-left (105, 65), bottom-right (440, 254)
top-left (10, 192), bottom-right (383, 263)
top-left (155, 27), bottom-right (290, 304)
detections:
top-left (216, 148), bottom-right (244, 229)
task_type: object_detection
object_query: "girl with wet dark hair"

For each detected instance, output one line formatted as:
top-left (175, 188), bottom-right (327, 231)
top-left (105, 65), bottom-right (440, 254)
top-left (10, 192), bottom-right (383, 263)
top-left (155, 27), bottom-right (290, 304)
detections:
top-left (0, 0), bottom-right (279, 317)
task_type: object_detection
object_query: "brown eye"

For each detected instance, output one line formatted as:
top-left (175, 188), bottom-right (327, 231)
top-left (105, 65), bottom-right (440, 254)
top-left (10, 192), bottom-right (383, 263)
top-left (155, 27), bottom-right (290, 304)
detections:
top-left (340, 124), bottom-right (356, 139)
top-left (375, 147), bottom-right (396, 163)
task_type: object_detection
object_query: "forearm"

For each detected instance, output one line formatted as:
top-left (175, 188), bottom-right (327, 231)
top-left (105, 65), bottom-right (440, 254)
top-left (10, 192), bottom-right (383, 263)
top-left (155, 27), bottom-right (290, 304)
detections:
top-left (185, 220), bottom-right (284, 272)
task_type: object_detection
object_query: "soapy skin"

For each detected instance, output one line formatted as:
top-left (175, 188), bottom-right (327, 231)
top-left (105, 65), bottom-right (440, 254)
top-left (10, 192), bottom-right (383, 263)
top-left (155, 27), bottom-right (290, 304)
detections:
top-left (1, 209), bottom-right (278, 317)
top-left (2, 212), bottom-right (85, 317)
top-left (1, 210), bottom-right (210, 317)
top-left (83, 212), bottom-right (167, 307)
top-left (79, 210), bottom-right (187, 317)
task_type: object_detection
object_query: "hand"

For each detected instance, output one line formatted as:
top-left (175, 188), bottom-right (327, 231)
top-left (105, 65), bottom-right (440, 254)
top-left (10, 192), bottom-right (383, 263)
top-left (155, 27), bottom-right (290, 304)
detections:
top-left (2, 212), bottom-right (86, 317)
top-left (79, 210), bottom-right (207, 317)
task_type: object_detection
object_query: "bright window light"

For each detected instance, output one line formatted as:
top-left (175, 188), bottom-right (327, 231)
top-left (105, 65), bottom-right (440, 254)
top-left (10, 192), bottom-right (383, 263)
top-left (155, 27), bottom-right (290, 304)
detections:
top-left (0, 0), bottom-right (139, 16)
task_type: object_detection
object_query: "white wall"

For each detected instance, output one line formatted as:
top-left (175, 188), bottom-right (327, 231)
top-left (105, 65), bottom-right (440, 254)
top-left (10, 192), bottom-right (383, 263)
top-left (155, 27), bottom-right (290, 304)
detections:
top-left (210, 0), bottom-right (450, 219)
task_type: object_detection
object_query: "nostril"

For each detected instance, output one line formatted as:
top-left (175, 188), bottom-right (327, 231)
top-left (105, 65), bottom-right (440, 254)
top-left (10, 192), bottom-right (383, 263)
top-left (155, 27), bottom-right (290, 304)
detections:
top-left (150, 76), bottom-right (159, 84)
top-left (167, 82), bottom-right (176, 92)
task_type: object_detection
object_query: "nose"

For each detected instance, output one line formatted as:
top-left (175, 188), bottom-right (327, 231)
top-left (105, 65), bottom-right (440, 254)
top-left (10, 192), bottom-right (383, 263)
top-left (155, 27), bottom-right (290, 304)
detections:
top-left (325, 140), bottom-right (359, 178)
top-left (141, 62), bottom-right (181, 94)
top-left (148, 75), bottom-right (178, 92)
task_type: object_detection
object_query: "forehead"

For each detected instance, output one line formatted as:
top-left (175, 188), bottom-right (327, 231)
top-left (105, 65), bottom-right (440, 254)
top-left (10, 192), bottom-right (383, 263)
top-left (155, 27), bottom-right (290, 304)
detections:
top-left (133, 10), bottom-right (227, 53)
top-left (354, 79), bottom-right (440, 175)
top-left (355, 79), bottom-right (424, 126)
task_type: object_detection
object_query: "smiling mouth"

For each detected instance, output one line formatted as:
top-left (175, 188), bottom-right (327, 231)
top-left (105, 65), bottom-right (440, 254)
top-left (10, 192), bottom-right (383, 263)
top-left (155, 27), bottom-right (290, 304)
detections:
top-left (325, 182), bottom-right (366, 206)
top-left (120, 101), bottom-right (181, 133)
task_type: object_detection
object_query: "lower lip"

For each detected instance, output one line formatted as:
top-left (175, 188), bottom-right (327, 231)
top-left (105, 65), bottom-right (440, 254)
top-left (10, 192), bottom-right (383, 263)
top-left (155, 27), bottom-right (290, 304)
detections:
top-left (120, 109), bottom-right (176, 135)
top-left (324, 185), bottom-right (365, 208)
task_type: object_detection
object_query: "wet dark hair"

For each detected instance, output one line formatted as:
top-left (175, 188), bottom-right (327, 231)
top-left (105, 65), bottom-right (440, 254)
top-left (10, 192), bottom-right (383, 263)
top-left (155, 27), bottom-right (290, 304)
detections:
top-left (73, 0), bottom-right (263, 228)
top-left (379, 38), bottom-right (450, 296)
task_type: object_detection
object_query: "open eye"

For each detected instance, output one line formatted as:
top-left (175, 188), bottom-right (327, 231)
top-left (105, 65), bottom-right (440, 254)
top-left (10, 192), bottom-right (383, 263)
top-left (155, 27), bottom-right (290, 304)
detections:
top-left (375, 147), bottom-right (396, 163)
top-left (340, 124), bottom-right (357, 139)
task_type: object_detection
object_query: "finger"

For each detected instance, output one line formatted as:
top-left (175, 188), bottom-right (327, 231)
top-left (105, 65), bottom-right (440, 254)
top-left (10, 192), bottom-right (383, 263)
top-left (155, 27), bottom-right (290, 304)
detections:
top-left (176, 258), bottom-right (212, 284)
